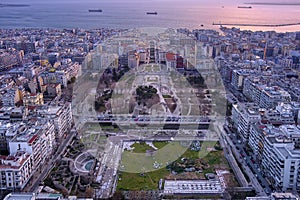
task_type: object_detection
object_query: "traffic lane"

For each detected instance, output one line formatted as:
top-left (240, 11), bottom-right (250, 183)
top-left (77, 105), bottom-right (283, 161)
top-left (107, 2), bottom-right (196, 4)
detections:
top-left (220, 126), bottom-right (266, 195)
top-left (247, 153), bottom-right (273, 193)
top-left (233, 137), bottom-right (273, 194)
top-left (225, 129), bottom-right (268, 195)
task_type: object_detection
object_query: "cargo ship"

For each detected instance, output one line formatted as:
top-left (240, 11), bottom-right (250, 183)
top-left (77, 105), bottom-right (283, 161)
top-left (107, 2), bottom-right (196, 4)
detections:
top-left (146, 12), bottom-right (158, 15)
top-left (237, 6), bottom-right (252, 9)
top-left (88, 9), bottom-right (102, 12)
top-left (0, 3), bottom-right (30, 7)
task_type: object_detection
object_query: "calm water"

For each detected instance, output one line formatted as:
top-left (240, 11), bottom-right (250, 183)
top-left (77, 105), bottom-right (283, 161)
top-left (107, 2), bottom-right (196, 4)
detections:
top-left (0, 0), bottom-right (300, 32)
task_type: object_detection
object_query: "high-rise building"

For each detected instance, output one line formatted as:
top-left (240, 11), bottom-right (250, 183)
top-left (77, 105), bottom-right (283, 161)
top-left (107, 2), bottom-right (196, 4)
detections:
top-left (37, 103), bottom-right (72, 139)
top-left (262, 134), bottom-right (300, 192)
top-left (259, 86), bottom-right (291, 109)
top-left (0, 151), bottom-right (33, 191)
top-left (232, 103), bottom-right (261, 143)
top-left (149, 41), bottom-right (156, 63)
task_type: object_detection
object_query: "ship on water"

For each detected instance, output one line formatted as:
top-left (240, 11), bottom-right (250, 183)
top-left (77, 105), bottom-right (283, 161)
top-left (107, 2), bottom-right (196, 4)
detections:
top-left (0, 3), bottom-right (30, 7)
top-left (146, 12), bottom-right (158, 15)
top-left (88, 9), bottom-right (102, 12)
top-left (237, 6), bottom-right (252, 9)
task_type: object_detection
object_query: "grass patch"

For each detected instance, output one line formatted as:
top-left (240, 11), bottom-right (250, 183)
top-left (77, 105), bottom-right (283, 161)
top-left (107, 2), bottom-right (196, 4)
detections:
top-left (180, 141), bottom-right (217, 160)
top-left (162, 94), bottom-right (172, 98)
top-left (117, 168), bottom-right (169, 191)
top-left (131, 142), bottom-right (155, 153)
top-left (153, 141), bottom-right (169, 149)
top-left (152, 65), bottom-right (160, 72)
top-left (144, 65), bottom-right (152, 72)
top-left (203, 151), bottom-right (223, 166)
top-left (118, 141), bottom-right (237, 192)
top-left (181, 148), bottom-right (199, 160)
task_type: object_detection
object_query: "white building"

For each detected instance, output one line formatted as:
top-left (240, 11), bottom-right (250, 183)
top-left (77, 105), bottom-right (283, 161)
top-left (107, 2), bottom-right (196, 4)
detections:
top-left (243, 77), bottom-right (265, 105)
top-left (0, 151), bottom-right (33, 190)
top-left (262, 133), bottom-right (300, 192)
top-left (9, 121), bottom-right (55, 171)
top-left (231, 69), bottom-right (250, 91)
top-left (163, 179), bottom-right (224, 195)
top-left (259, 86), bottom-right (291, 109)
top-left (248, 123), bottom-right (267, 160)
top-left (261, 103), bottom-right (295, 125)
top-left (243, 78), bottom-right (291, 109)
top-left (232, 103), bottom-right (261, 143)
top-left (37, 103), bottom-right (72, 139)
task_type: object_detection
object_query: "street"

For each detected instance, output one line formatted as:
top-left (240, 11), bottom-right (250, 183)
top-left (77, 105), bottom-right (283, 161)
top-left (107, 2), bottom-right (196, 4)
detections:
top-left (24, 130), bottom-right (76, 192)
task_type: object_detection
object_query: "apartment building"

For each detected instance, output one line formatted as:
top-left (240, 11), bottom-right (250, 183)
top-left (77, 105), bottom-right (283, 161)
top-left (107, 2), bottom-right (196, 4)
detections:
top-left (231, 69), bottom-right (250, 91)
top-left (37, 103), bottom-right (72, 139)
top-left (1, 88), bottom-right (22, 108)
top-left (232, 103), bottom-right (261, 143)
top-left (248, 123), bottom-right (267, 161)
top-left (260, 86), bottom-right (291, 109)
top-left (9, 121), bottom-right (55, 171)
top-left (0, 151), bottom-right (33, 190)
top-left (262, 133), bottom-right (300, 192)
top-left (261, 103), bottom-right (295, 125)
top-left (23, 93), bottom-right (44, 107)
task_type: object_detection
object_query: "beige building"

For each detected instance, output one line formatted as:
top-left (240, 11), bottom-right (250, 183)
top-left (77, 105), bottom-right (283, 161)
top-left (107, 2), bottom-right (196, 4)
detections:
top-left (23, 92), bottom-right (44, 106)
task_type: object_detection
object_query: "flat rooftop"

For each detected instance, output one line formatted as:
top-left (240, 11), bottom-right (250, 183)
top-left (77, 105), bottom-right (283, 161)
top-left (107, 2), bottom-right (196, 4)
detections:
top-left (4, 193), bottom-right (34, 200)
top-left (163, 179), bottom-right (224, 194)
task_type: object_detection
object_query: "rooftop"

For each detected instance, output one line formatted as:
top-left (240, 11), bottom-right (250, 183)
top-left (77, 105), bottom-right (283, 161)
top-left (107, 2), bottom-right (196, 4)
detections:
top-left (4, 193), bottom-right (34, 200)
top-left (163, 179), bottom-right (224, 194)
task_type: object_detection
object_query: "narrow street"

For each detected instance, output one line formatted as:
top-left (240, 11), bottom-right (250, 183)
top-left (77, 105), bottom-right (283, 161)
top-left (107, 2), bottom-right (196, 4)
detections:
top-left (24, 130), bottom-right (76, 192)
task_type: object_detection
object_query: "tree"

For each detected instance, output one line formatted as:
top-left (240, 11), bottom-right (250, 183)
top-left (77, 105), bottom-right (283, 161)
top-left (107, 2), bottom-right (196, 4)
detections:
top-left (70, 76), bottom-right (76, 83)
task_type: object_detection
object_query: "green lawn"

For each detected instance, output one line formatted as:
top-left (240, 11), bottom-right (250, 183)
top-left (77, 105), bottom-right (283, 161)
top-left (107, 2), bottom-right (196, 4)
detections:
top-left (117, 168), bottom-right (169, 191)
top-left (203, 151), bottom-right (223, 166)
top-left (131, 142), bottom-right (155, 153)
top-left (162, 94), bottom-right (172, 98)
top-left (144, 65), bottom-right (152, 72)
top-left (199, 141), bottom-right (218, 158)
top-left (152, 65), bottom-right (160, 72)
top-left (181, 147), bottom-right (199, 160)
top-left (120, 141), bottom-right (187, 173)
top-left (153, 141), bottom-right (169, 149)
top-left (180, 141), bottom-right (217, 160)
top-left (118, 141), bottom-right (226, 191)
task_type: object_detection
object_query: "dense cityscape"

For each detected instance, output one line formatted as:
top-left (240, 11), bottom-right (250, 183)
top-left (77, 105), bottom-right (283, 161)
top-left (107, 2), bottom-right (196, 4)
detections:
top-left (0, 26), bottom-right (300, 200)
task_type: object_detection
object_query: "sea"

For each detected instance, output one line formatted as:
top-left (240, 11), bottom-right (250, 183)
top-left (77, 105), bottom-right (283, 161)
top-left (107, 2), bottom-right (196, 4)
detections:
top-left (0, 0), bottom-right (300, 32)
